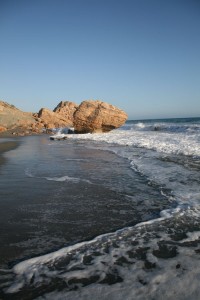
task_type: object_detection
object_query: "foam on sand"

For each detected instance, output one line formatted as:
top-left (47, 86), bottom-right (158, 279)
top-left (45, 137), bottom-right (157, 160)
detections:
top-left (3, 205), bottom-right (200, 299)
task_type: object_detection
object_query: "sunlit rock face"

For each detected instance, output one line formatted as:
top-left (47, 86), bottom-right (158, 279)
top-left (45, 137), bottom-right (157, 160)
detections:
top-left (53, 101), bottom-right (78, 125)
top-left (38, 107), bottom-right (72, 129)
top-left (0, 99), bottom-right (128, 135)
top-left (73, 100), bottom-right (128, 133)
top-left (0, 101), bottom-right (35, 130)
top-left (38, 101), bottom-right (78, 129)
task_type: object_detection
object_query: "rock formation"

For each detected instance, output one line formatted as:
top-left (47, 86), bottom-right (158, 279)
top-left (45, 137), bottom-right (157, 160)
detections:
top-left (37, 101), bottom-right (78, 129)
top-left (73, 100), bottom-right (128, 133)
top-left (0, 99), bottom-right (128, 135)
top-left (38, 107), bottom-right (73, 129)
top-left (53, 101), bottom-right (78, 124)
top-left (0, 101), bottom-right (36, 133)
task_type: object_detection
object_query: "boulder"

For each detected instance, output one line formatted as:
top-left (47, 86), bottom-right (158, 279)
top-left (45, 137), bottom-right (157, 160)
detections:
top-left (53, 101), bottom-right (78, 125)
top-left (73, 100), bottom-right (128, 133)
top-left (38, 108), bottom-right (72, 129)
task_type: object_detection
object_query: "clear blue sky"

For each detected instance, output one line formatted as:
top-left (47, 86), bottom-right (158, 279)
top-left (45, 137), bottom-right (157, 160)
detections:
top-left (0, 0), bottom-right (200, 119)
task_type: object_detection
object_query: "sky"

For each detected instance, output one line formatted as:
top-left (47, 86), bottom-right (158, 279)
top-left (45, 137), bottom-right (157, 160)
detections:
top-left (0, 0), bottom-right (200, 120)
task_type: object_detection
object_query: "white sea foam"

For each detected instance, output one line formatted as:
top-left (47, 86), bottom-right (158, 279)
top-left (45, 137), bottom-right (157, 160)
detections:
top-left (65, 121), bottom-right (200, 208)
top-left (2, 119), bottom-right (199, 299)
top-left (4, 206), bottom-right (200, 299)
top-left (123, 120), bottom-right (200, 134)
top-left (68, 128), bottom-right (200, 157)
top-left (25, 169), bottom-right (92, 184)
top-left (44, 175), bottom-right (92, 184)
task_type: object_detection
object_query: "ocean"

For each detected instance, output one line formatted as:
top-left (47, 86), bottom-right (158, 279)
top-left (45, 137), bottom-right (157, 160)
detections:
top-left (0, 117), bottom-right (200, 299)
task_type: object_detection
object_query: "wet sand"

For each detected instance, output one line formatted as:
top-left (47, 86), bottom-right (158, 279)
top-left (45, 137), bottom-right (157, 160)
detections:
top-left (0, 140), bottom-right (20, 165)
top-left (0, 136), bottom-right (137, 266)
top-left (0, 135), bottom-right (170, 270)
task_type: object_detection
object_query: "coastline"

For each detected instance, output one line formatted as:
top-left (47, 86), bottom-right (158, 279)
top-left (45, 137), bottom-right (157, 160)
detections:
top-left (0, 139), bottom-right (21, 165)
top-left (0, 128), bottom-right (44, 138)
top-left (0, 118), bottom-right (199, 299)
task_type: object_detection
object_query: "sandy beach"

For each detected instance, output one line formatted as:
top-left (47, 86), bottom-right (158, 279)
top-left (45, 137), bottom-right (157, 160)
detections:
top-left (0, 139), bottom-right (20, 165)
top-left (0, 118), bottom-right (200, 299)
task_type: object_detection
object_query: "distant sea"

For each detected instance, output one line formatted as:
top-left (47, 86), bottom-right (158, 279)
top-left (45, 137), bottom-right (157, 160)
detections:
top-left (0, 117), bottom-right (200, 299)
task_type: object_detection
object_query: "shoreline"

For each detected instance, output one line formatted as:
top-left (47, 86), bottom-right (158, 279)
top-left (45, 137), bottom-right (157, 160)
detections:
top-left (0, 140), bottom-right (21, 165)
top-left (0, 129), bottom-right (45, 138)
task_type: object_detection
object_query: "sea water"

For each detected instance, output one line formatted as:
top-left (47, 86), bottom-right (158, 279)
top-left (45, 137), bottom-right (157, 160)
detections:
top-left (0, 117), bottom-right (200, 299)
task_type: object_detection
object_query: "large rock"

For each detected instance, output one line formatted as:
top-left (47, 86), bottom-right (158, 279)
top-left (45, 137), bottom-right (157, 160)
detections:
top-left (53, 101), bottom-right (78, 125)
top-left (0, 99), bottom-right (128, 135)
top-left (38, 101), bottom-right (78, 129)
top-left (73, 100), bottom-right (128, 133)
top-left (0, 101), bottom-right (36, 130)
top-left (38, 108), bottom-right (73, 129)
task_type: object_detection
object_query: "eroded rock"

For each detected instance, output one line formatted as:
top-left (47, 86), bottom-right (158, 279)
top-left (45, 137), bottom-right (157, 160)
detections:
top-left (38, 108), bottom-right (72, 129)
top-left (0, 99), bottom-right (128, 135)
top-left (53, 101), bottom-right (78, 125)
top-left (0, 101), bottom-right (36, 131)
top-left (73, 100), bottom-right (128, 133)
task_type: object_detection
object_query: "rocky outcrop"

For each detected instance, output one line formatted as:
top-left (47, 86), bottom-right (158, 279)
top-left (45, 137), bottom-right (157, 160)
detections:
top-left (38, 108), bottom-right (72, 129)
top-left (53, 101), bottom-right (78, 125)
top-left (73, 100), bottom-right (128, 133)
top-left (0, 101), bottom-right (36, 131)
top-left (0, 100), bottom-right (77, 135)
top-left (0, 99), bottom-right (128, 135)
